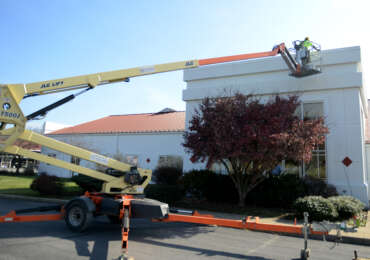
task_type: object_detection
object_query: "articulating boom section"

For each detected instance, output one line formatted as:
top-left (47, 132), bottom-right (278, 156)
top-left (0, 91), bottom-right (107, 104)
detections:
top-left (274, 43), bottom-right (301, 75)
top-left (0, 42), bottom-right (314, 194)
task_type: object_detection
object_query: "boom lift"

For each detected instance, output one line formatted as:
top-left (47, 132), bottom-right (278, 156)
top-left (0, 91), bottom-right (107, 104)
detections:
top-left (0, 42), bottom-right (322, 259)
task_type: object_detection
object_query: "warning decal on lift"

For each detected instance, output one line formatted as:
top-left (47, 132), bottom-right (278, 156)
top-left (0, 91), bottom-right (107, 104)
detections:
top-left (140, 66), bottom-right (156, 74)
top-left (90, 154), bottom-right (109, 166)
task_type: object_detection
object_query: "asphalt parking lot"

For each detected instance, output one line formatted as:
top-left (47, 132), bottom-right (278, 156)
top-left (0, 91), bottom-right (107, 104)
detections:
top-left (1, 198), bottom-right (370, 260)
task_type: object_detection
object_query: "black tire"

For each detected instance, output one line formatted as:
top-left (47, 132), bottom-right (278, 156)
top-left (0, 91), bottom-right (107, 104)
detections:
top-left (65, 200), bottom-right (93, 232)
top-left (107, 215), bottom-right (121, 224)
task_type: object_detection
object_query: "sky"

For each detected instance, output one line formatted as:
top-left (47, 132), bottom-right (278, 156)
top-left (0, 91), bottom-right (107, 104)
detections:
top-left (1, 0), bottom-right (369, 129)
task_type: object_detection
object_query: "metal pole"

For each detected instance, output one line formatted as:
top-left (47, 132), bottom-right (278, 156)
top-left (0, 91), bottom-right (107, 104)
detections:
top-left (304, 212), bottom-right (308, 250)
top-left (301, 212), bottom-right (310, 260)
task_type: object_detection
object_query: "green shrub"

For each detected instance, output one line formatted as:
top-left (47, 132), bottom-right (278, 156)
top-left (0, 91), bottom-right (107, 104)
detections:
top-left (293, 196), bottom-right (338, 222)
top-left (23, 168), bottom-right (37, 176)
top-left (246, 175), bottom-right (337, 209)
top-left (144, 184), bottom-right (184, 205)
top-left (181, 170), bottom-right (214, 200)
top-left (153, 167), bottom-right (183, 185)
top-left (30, 173), bottom-right (64, 195)
top-left (302, 176), bottom-right (338, 197)
top-left (339, 195), bottom-right (366, 209)
top-left (180, 171), bottom-right (338, 208)
top-left (246, 174), bottom-right (306, 208)
top-left (329, 196), bottom-right (365, 221)
top-left (203, 173), bottom-right (238, 203)
top-left (72, 174), bottom-right (103, 192)
top-left (181, 170), bottom-right (238, 203)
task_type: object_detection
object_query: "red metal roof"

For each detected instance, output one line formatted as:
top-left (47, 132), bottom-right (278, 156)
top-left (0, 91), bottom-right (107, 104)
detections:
top-left (49, 111), bottom-right (185, 135)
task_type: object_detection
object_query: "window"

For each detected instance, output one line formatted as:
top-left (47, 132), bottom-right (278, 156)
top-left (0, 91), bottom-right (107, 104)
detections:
top-left (157, 155), bottom-right (183, 170)
top-left (125, 155), bottom-right (138, 166)
top-left (70, 156), bottom-right (80, 176)
top-left (210, 161), bottom-right (232, 174)
top-left (46, 153), bottom-right (57, 166)
top-left (211, 162), bottom-right (224, 174)
top-left (286, 102), bottom-right (326, 179)
top-left (48, 153), bottom-right (57, 158)
top-left (303, 103), bottom-right (323, 120)
top-left (71, 156), bottom-right (80, 165)
top-left (303, 103), bottom-right (326, 179)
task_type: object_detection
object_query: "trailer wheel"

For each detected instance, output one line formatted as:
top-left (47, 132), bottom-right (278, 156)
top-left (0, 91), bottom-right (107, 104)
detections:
top-left (65, 200), bottom-right (93, 232)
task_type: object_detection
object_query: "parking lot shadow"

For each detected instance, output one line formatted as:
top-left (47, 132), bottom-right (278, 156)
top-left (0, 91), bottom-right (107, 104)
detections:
top-left (0, 216), bottom-right (215, 260)
top-left (135, 238), bottom-right (273, 259)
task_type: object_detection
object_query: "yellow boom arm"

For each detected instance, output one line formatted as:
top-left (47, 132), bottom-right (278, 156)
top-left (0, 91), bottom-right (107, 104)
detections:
top-left (0, 44), bottom-right (290, 194)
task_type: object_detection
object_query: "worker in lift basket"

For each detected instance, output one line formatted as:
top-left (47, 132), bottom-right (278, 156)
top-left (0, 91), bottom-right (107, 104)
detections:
top-left (295, 37), bottom-right (316, 68)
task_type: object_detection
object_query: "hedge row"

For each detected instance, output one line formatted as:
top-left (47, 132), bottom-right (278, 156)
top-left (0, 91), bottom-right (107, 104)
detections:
top-left (30, 170), bottom-right (366, 223)
top-left (144, 184), bottom-right (184, 205)
top-left (48, 167), bottom-right (363, 215)
top-left (294, 195), bottom-right (365, 222)
top-left (181, 169), bottom-right (239, 203)
top-left (71, 174), bottom-right (103, 192)
top-left (146, 168), bottom-right (340, 208)
top-left (180, 169), bottom-right (338, 208)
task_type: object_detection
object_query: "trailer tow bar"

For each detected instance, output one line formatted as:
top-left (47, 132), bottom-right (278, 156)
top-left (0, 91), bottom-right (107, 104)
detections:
top-left (154, 210), bottom-right (326, 235)
top-left (0, 205), bottom-right (64, 223)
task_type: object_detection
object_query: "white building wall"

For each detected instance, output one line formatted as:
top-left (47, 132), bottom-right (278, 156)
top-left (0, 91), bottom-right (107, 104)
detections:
top-left (366, 144), bottom-right (370, 199)
top-left (39, 132), bottom-right (186, 178)
top-left (183, 46), bottom-right (369, 204)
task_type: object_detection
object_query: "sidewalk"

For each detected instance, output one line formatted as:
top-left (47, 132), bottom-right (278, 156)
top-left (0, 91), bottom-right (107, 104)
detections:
top-left (1, 193), bottom-right (370, 246)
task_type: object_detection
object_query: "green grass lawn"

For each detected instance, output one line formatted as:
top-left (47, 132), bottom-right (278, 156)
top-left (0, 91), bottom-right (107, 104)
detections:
top-left (0, 175), bottom-right (82, 199)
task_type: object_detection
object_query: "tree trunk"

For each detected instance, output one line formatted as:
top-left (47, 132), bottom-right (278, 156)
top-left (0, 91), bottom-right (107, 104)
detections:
top-left (235, 181), bottom-right (248, 207)
top-left (232, 172), bottom-right (265, 207)
top-left (237, 189), bottom-right (247, 207)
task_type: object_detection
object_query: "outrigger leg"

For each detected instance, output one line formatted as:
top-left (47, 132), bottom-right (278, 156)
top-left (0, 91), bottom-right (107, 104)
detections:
top-left (121, 195), bottom-right (133, 260)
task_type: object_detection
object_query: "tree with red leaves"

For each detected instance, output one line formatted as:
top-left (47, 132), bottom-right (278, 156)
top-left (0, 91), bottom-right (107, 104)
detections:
top-left (183, 93), bottom-right (328, 207)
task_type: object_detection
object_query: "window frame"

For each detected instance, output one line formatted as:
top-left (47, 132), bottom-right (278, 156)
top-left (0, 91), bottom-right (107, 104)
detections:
top-left (298, 101), bottom-right (327, 179)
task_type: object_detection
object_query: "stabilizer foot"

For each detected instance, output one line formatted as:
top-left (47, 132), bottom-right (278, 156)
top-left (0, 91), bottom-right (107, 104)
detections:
top-left (300, 248), bottom-right (310, 260)
top-left (121, 254), bottom-right (135, 260)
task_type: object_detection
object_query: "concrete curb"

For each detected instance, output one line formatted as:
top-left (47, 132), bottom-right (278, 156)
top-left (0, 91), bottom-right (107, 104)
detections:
top-left (1, 194), bottom-right (370, 246)
top-left (337, 236), bottom-right (370, 246)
